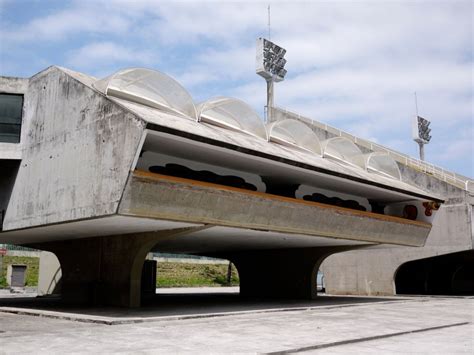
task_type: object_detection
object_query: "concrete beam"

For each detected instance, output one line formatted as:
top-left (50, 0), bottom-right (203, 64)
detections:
top-left (321, 202), bottom-right (474, 295)
top-left (119, 171), bottom-right (432, 247)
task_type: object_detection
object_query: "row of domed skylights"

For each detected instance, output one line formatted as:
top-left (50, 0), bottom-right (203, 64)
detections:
top-left (93, 67), bottom-right (401, 181)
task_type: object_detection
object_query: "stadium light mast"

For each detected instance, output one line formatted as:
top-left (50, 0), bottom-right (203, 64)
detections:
top-left (412, 92), bottom-right (432, 161)
top-left (256, 37), bottom-right (288, 123)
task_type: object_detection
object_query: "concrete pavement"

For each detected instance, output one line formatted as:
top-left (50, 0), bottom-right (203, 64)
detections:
top-left (0, 289), bottom-right (472, 353)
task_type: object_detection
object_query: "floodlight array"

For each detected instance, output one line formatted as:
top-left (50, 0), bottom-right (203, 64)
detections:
top-left (256, 38), bottom-right (288, 82)
top-left (417, 116), bottom-right (432, 143)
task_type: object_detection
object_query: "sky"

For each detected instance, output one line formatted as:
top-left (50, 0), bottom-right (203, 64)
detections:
top-left (0, 0), bottom-right (472, 177)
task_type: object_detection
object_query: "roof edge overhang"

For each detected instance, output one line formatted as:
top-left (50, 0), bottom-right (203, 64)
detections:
top-left (144, 122), bottom-right (444, 203)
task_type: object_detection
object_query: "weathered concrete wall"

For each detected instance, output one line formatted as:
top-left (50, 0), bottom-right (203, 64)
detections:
top-left (321, 165), bottom-right (474, 295)
top-left (37, 251), bottom-right (61, 295)
top-left (3, 67), bottom-right (146, 230)
top-left (0, 160), bottom-right (20, 229)
top-left (320, 149), bottom-right (473, 295)
top-left (321, 184), bottom-right (473, 295)
top-left (397, 164), bottom-right (470, 201)
top-left (0, 76), bottom-right (28, 94)
top-left (271, 107), bottom-right (474, 296)
top-left (0, 76), bottom-right (28, 160)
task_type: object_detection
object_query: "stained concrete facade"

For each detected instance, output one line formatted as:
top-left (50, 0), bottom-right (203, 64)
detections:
top-left (269, 108), bottom-right (474, 296)
top-left (0, 76), bottom-right (28, 160)
top-left (0, 66), bottom-right (455, 306)
top-left (320, 182), bottom-right (473, 296)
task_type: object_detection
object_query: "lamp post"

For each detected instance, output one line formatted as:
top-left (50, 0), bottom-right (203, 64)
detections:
top-left (256, 38), bottom-right (287, 123)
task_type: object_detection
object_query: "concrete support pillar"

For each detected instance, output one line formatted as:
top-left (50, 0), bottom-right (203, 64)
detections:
top-left (31, 226), bottom-right (207, 307)
top-left (227, 247), bottom-right (349, 299)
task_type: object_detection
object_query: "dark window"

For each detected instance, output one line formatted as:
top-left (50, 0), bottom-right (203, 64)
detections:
top-left (0, 94), bottom-right (23, 143)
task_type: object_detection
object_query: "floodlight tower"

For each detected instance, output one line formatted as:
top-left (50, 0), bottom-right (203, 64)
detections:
top-left (256, 38), bottom-right (288, 122)
top-left (412, 93), bottom-right (432, 161)
top-left (413, 115), bottom-right (432, 161)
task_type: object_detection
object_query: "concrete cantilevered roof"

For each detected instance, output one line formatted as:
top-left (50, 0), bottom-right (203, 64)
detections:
top-left (60, 66), bottom-right (440, 203)
top-left (0, 66), bottom-right (441, 251)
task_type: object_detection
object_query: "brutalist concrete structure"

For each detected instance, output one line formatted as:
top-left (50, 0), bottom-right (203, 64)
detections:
top-left (269, 109), bottom-right (474, 296)
top-left (320, 173), bottom-right (473, 296)
top-left (0, 66), bottom-right (450, 306)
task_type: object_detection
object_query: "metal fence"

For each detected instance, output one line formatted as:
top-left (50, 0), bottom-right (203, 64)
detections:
top-left (275, 107), bottom-right (473, 192)
top-left (0, 244), bottom-right (38, 252)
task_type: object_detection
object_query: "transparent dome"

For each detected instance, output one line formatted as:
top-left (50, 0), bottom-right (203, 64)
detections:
top-left (197, 97), bottom-right (267, 140)
top-left (366, 152), bottom-right (401, 180)
top-left (321, 137), bottom-right (365, 169)
top-left (267, 119), bottom-right (322, 155)
top-left (93, 67), bottom-right (197, 119)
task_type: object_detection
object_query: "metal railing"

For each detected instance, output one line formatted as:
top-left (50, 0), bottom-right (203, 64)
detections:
top-left (0, 244), bottom-right (38, 252)
top-left (275, 107), bottom-right (473, 192)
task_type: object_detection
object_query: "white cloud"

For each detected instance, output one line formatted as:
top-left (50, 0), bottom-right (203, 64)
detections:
top-left (1, 0), bottom-right (472, 175)
top-left (65, 42), bottom-right (154, 71)
top-left (109, 1), bottom-right (267, 44)
top-left (0, 3), bottom-right (132, 43)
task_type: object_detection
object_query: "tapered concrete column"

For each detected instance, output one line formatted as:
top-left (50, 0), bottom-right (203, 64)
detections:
top-left (32, 226), bottom-right (208, 307)
top-left (227, 247), bottom-right (352, 299)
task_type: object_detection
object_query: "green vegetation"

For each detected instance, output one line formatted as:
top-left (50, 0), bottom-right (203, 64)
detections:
top-left (0, 257), bottom-right (238, 289)
top-left (156, 262), bottom-right (239, 288)
top-left (0, 256), bottom-right (39, 287)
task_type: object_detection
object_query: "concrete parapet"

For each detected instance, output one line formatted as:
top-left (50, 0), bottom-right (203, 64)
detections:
top-left (119, 171), bottom-right (432, 247)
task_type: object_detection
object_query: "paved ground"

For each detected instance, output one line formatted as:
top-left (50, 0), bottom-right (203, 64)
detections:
top-left (0, 288), bottom-right (472, 354)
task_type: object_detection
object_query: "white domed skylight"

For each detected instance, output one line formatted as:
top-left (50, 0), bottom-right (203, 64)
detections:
top-left (93, 67), bottom-right (197, 119)
top-left (267, 119), bottom-right (322, 155)
top-left (197, 97), bottom-right (267, 140)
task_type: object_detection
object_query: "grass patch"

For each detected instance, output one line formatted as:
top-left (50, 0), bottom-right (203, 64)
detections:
top-left (157, 262), bottom-right (239, 288)
top-left (0, 256), bottom-right (39, 288)
top-left (0, 257), bottom-right (238, 289)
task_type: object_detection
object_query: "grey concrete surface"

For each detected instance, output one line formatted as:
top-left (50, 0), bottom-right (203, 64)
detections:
top-left (120, 171), bottom-right (431, 248)
top-left (322, 195), bottom-right (473, 296)
top-left (0, 289), bottom-right (472, 354)
top-left (3, 67), bottom-right (145, 231)
top-left (307, 324), bottom-right (473, 354)
top-left (0, 289), bottom-right (401, 323)
top-left (276, 105), bottom-right (474, 297)
top-left (0, 76), bottom-right (28, 94)
top-left (0, 65), bottom-right (455, 308)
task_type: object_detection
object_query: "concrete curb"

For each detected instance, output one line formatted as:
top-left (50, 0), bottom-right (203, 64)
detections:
top-left (0, 297), bottom-right (421, 326)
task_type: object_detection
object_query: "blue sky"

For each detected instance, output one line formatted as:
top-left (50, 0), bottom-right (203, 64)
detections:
top-left (1, 0), bottom-right (472, 177)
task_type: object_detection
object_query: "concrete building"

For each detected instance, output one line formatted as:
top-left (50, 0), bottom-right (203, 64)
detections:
top-left (0, 66), bottom-right (456, 307)
top-left (320, 171), bottom-right (473, 296)
top-left (268, 109), bottom-right (473, 296)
